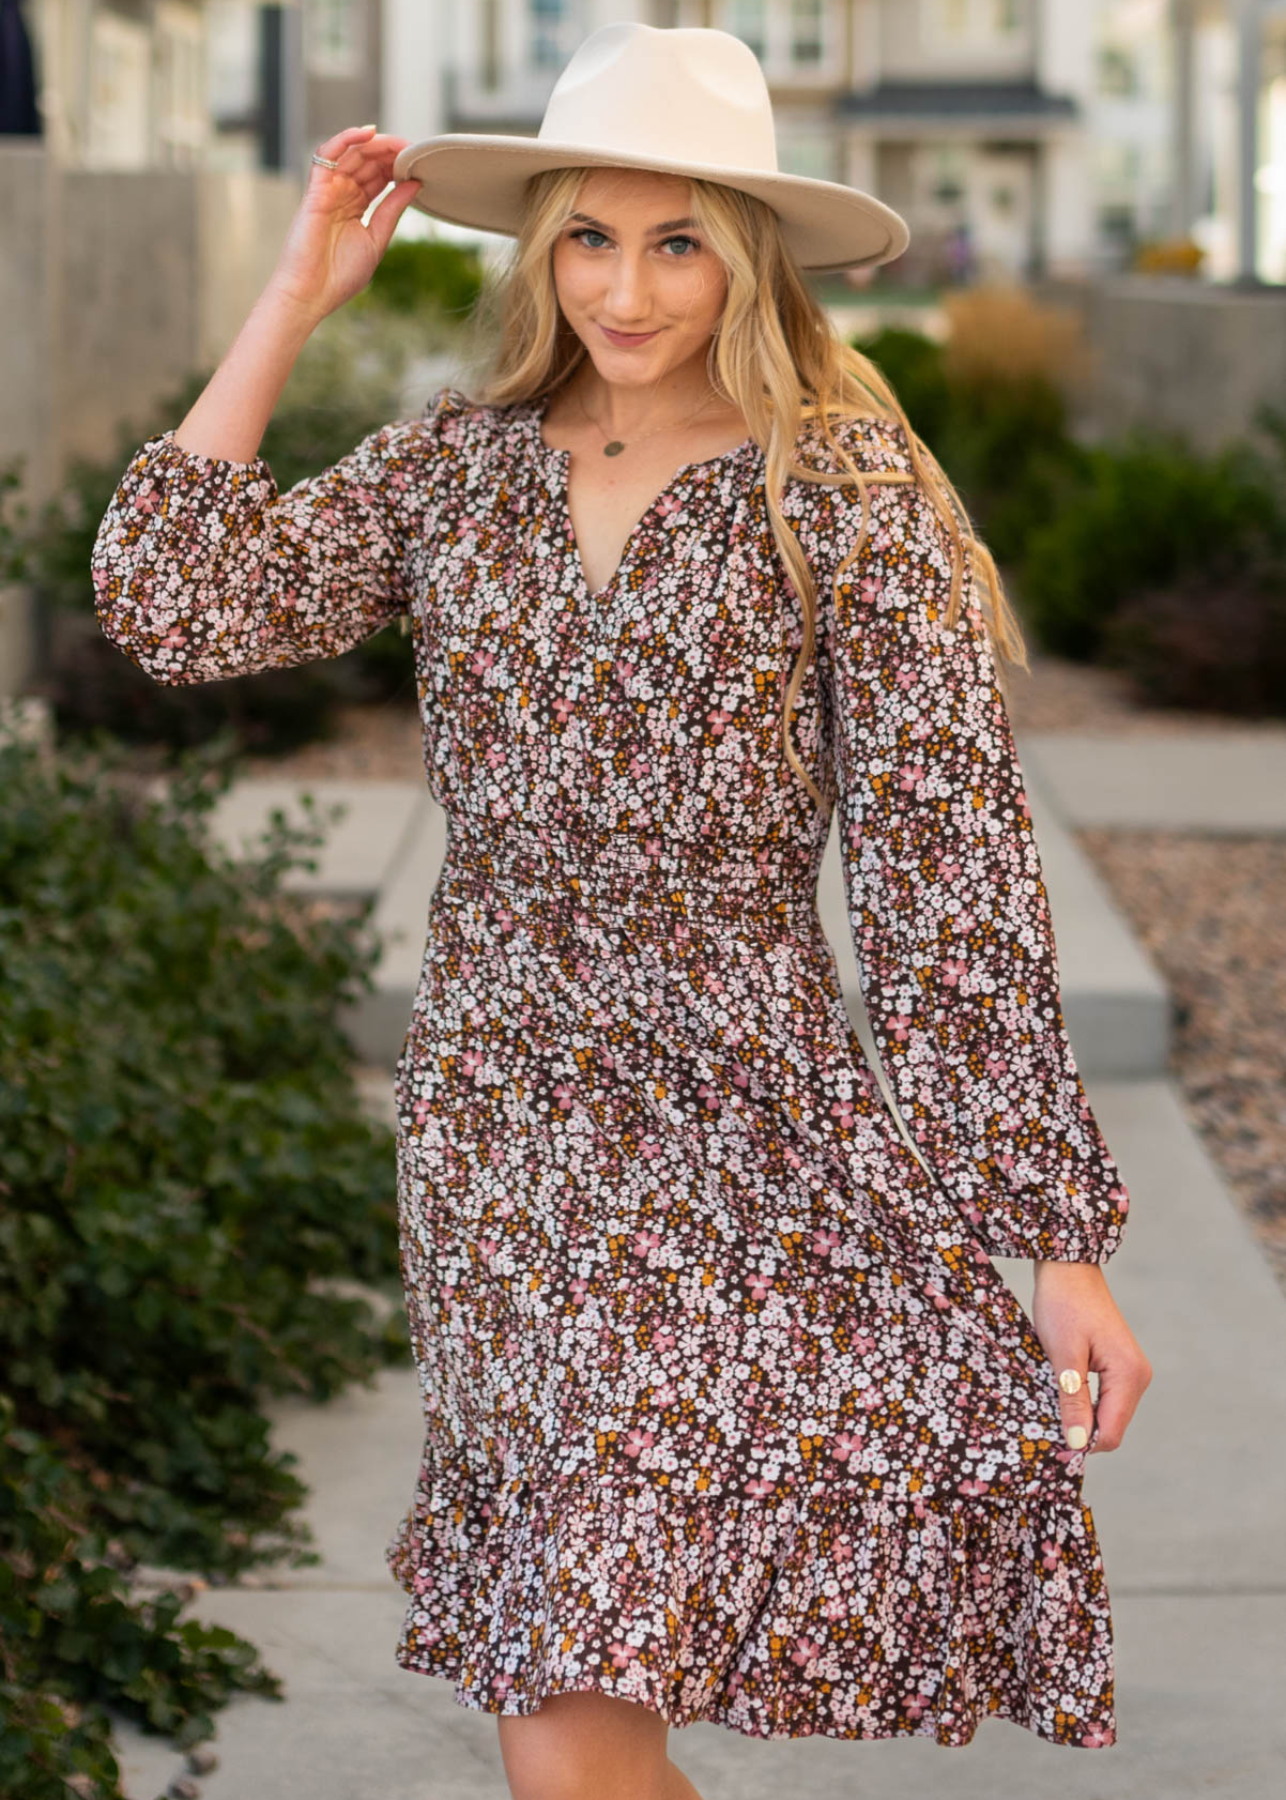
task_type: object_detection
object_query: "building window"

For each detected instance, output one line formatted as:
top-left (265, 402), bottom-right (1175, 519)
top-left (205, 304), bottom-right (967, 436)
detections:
top-left (779, 136), bottom-right (835, 180)
top-left (305, 1), bottom-right (363, 81)
top-left (1097, 46), bottom-right (1139, 97)
top-left (726, 0), bottom-right (767, 62)
top-left (790, 0), bottom-right (825, 67)
top-left (930, 0), bottom-right (1022, 42)
top-left (531, 0), bottom-right (570, 71)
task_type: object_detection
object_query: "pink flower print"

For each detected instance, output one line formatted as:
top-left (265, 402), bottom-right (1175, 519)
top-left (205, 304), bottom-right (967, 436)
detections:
top-left (940, 956), bottom-right (969, 988)
top-left (644, 837), bottom-right (663, 860)
top-left (895, 664), bottom-right (918, 692)
top-left (697, 1082), bottom-right (721, 1112)
top-left (614, 658), bottom-right (635, 683)
top-left (552, 696), bottom-right (574, 724)
top-left (790, 1636), bottom-right (822, 1668)
top-left (161, 624), bottom-right (187, 650)
top-left (652, 1383), bottom-right (677, 1408)
top-left (812, 1227), bottom-right (840, 1258)
top-left (730, 1063), bottom-right (751, 1089)
top-left (1040, 1538), bottom-right (1062, 1571)
top-left (746, 1271), bottom-right (773, 1301)
top-left (639, 1138), bottom-right (661, 1159)
top-left (461, 1049), bottom-right (485, 1079)
top-left (830, 1098), bottom-right (855, 1129)
top-left (904, 1690), bottom-right (934, 1721)
top-left (1111, 1184), bottom-right (1130, 1214)
top-left (570, 1277), bottom-right (588, 1303)
top-left (1081, 1726), bottom-right (1113, 1747)
top-left (623, 1428), bottom-right (654, 1459)
top-left (887, 1011), bottom-right (914, 1043)
top-left (470, 648), bottom-right (495, 677)
top-left (783, 1145), bottom-right (804, 1170)
top-left (830, 1430), bottom-right (864, 1464)
top-left (411, 1098), bottom-right (432, 1127)
top-left (632, 1229), bottom-right (661, 1258)
top-left (936, 854), bottom-right (962, 883)
top-left (860, 574), bottom-right (884, 601)
top-left (959, 1477), bottom-right (989, 1497)
top-left (477, 1237), bottom-right (498, 1263)
top-left (653, 1328), bottom-right (676, 1350)
top-left (708, 706), bottom-right (734, 736)
top-left (923, 1284), bottom-right (952, 1312)
top-left (898, 762), bottom-right (925, 793)
top-left (744, 1477), bottom-right (775, 1497)
top-left (552, 1083), bottom-right (576, 1110)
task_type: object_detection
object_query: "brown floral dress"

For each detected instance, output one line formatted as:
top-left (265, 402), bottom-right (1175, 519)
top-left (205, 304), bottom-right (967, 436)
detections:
top-left (91, 385), bottom-right (1130, 1749)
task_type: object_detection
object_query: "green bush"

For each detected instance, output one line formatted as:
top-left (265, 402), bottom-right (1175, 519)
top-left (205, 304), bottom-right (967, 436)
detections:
top-left (0, 731), bottom-right (409, 1796)
top-left (1016, 428), bottom-right (1283, 660)
top-left (353, 236), bottom-right (484, 321)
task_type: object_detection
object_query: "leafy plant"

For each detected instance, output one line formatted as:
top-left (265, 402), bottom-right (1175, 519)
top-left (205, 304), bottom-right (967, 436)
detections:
top-left (352, 236), bottom-right (484, 321)
top-left (0, 731), bottom-right (409, 1795)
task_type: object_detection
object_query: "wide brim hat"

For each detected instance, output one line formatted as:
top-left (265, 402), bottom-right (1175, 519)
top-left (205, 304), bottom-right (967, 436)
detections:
top-left (392, 23), bottom-right (910, 275)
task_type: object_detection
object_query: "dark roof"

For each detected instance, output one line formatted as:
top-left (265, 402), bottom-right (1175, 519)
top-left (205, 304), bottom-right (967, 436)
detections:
top-left (837, 80), bottom-right (1078, 121)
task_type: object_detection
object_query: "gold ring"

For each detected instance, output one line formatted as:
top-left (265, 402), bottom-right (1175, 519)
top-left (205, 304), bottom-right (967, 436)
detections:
top-left (1058, 1367), bottom-right (1083, 1395)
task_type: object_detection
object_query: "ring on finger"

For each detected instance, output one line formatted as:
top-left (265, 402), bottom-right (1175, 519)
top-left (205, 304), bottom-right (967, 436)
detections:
top-left (1057, 1367), bottom-right (1084, 1395)
top-left (312, 150), bottom-right (340, 170)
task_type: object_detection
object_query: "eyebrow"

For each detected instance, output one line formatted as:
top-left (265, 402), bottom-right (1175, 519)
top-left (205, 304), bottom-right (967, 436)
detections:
top-left (568, 212), bottom-right (698, 235)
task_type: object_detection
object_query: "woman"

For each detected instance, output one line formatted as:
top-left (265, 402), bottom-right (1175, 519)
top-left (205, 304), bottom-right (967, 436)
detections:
top-left (91, 22), bottom-right (1151, 1800)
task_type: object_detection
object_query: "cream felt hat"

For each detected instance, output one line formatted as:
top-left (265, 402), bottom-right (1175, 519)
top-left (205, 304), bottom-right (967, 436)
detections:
top-left (391, 22), bottom-right (910, 275)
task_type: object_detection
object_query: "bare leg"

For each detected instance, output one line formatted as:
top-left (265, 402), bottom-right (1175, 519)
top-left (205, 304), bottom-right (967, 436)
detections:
top-left (497, 1690), bottom-right (705, 1800)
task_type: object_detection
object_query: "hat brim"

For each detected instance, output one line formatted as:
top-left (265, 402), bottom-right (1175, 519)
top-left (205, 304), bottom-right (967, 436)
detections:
top-left (391, 136), bottom-right (910, 274)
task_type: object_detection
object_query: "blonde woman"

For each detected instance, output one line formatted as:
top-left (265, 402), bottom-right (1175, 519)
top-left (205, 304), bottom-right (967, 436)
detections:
top-left (91, 23), bottom-right (1151, 1800)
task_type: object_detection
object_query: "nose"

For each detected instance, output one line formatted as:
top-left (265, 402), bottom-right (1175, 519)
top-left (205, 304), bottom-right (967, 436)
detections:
top-left (601, 251), bottom-right (652, 326)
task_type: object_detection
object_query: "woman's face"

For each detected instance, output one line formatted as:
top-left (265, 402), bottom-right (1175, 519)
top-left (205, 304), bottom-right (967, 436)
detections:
top-left (550, 167), bottom-right (728, 389)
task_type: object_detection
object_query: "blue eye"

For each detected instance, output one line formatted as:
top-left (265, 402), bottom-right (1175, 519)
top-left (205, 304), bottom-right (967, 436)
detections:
top-left (570, 228), bottom-right (609, 249)
top-left (662, 236), bottom-right (699, 256)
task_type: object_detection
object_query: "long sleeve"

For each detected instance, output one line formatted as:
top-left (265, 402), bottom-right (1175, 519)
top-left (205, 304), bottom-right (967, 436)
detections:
top-left (90, 388), bottom-right (463, 686)
top-left (815, 434), bottom-right (1130, 1265)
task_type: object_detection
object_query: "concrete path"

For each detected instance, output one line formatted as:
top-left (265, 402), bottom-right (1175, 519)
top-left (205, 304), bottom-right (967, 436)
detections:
top-left (108, 737), bottom-right (1286, 1798)
top-left (1021, 726), bottom-right (1286, 836)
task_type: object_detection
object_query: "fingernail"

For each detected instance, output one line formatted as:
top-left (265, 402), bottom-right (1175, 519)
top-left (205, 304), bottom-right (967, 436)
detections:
top-left (1065, 1424), bottom-right (1089, 1450)
top-left (360, 123), bottom-right (377, 131)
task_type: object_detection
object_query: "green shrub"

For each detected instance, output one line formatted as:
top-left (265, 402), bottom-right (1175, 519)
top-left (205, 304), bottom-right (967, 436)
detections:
top-left (0, 731), bottom-right (409, 1796)
top-left (353, 236), bottom-right (484, 321)
top-left (1016, 429), bottom-right (1282, 660)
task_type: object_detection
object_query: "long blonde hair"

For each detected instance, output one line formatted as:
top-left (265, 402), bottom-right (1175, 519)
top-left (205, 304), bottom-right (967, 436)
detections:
top-left (469, 166), bottom-right (1028, 809)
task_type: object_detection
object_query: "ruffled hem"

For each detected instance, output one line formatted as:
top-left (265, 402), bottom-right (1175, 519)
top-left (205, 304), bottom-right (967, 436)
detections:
top-left (385, 1457), bottom-right (1116, 1749)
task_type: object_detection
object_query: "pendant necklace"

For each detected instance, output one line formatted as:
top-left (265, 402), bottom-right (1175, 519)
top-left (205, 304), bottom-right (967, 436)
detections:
top-left (575, 386), bottom-right (726, 457)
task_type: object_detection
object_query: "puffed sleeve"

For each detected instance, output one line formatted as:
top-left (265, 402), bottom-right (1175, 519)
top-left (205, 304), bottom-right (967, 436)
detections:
top-left (814, 421), bottom-right (1130, 1265)
top-left (90, 385), bottom-right (466, 686)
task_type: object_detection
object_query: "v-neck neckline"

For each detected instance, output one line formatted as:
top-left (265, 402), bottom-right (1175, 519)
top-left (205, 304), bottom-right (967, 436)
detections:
top-left (519, 390), bottom-right (761, 605)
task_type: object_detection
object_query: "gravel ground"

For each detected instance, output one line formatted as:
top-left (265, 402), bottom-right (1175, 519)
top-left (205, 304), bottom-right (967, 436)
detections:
top-left (241, 645), bottom-right (1286, 1297)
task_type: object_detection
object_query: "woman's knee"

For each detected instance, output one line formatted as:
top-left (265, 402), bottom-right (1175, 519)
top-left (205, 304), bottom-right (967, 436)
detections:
top-left (496, 1689), bottom-right (671, 1800)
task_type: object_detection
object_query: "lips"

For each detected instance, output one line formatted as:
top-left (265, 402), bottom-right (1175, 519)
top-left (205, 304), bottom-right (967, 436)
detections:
top-left (599, 325), bottom-right (660, 346)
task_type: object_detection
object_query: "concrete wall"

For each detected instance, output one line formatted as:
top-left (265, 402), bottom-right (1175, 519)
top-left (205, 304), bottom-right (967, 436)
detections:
top-left (0, 142), bottom-right (299, 691)
top-left (1035, 272), bottom-right (1286, 454)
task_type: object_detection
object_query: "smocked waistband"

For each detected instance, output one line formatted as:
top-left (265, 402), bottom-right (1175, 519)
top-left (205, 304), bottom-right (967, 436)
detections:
top-left (436, 812), bottom-right (825, 931)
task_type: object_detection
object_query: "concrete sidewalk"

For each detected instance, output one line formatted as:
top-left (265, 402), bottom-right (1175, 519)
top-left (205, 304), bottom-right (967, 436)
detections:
top-left (110, 736), bottom-right (1286, 1799)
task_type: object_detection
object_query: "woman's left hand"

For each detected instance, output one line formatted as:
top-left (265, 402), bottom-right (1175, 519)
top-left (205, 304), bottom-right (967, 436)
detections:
top-left (1031, 1260), bottom-right (1153, 1453)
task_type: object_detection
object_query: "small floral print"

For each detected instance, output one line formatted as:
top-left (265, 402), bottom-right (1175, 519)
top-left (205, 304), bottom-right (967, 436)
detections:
top-left (89, 383), bottom-right (1129, 1752)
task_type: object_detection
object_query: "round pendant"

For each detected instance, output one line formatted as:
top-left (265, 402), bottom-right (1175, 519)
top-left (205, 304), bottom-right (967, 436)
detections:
top-left (604, 440), bottom-right (625, 457)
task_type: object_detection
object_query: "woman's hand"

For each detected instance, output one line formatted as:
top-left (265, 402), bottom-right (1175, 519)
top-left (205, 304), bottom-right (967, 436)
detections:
top-left (1031, 1260), bottom-right (1152, 1453)
top-left (267, 124), bottom-right (424, 326)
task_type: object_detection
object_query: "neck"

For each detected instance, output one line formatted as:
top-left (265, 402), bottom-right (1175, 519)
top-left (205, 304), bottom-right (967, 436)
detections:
top-left (569, 354), bottom-right (727, 438)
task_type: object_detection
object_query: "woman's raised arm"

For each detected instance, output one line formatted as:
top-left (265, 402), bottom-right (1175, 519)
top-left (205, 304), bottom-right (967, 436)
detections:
top-left (89, 124), bottom-right (435, 687)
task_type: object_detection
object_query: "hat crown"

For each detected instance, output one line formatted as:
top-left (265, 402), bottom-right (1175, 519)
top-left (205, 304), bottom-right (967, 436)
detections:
top-left (538, 23), bottom-right (779, 174)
